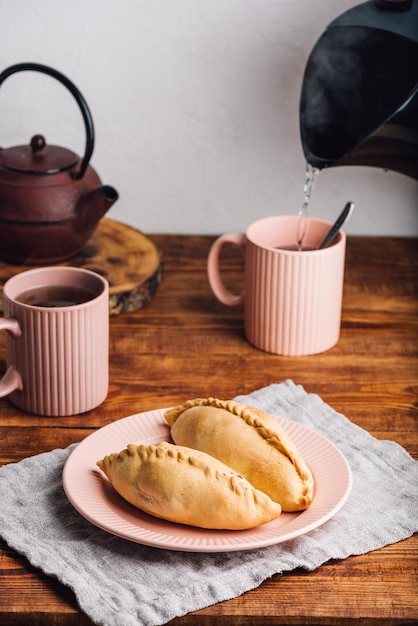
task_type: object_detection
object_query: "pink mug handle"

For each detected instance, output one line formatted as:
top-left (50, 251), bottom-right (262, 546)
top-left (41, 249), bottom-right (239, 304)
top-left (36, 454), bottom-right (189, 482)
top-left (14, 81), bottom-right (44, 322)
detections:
top-left (0, 318), bottom-right (23, 396)
top-left (207, 233), bottom-right (246, 306)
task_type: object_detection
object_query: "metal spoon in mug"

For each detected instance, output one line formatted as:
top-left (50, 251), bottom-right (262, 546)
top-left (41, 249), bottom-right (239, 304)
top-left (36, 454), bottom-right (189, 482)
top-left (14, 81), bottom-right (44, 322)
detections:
top-left (318, 202), bottom-right (355, 249)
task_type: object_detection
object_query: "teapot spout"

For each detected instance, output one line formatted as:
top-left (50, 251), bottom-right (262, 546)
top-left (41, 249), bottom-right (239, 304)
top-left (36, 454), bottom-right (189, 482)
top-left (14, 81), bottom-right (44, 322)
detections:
top-left (76, 185), bottom-right (119, 233)
top-left (99, 184), bottom-right (119, 206)
top-left (82, 185), bottom-right (119, 217)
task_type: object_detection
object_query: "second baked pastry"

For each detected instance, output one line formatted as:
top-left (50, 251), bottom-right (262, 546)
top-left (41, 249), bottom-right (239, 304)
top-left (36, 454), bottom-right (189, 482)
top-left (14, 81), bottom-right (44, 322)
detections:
top-left (165, 398), bottom-right (314, 512)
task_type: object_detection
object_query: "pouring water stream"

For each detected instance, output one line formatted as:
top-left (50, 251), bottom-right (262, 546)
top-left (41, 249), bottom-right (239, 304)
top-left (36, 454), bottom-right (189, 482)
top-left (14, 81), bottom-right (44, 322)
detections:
top-left (296, 163), bottom-right (354, 250)
top-left (296, 164), bottom-right (320, 249)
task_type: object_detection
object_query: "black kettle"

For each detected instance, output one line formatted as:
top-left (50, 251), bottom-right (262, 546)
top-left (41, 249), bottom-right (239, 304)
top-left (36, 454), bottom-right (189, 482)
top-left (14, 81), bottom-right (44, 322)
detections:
top-left (300, 0), bottom-right (418, 179)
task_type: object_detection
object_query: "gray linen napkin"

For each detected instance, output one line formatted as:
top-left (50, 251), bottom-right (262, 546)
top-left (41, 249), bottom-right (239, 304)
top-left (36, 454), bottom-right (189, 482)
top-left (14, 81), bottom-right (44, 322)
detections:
top-left (0, 380), bottom-right (417, 626)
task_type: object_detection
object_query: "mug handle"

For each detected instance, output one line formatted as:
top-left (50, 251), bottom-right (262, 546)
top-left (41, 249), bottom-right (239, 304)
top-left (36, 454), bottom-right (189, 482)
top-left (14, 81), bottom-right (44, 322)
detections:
top-left (0, 318), bottom-right (23, 397)
top-left (207, 233), bottom-right (246, 306)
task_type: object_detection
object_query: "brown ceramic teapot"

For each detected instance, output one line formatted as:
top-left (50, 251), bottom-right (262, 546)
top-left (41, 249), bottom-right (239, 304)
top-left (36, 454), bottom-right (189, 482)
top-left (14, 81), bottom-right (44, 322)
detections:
top-left (0, 63), bottom-right (118, 264)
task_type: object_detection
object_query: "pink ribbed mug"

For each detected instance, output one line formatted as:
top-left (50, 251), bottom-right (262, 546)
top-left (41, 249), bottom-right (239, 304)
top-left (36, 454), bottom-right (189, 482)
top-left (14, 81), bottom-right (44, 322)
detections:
top-left (207, 215), bottom-right (346, 356)
top-left (0, 266), bottom-right (109, 416)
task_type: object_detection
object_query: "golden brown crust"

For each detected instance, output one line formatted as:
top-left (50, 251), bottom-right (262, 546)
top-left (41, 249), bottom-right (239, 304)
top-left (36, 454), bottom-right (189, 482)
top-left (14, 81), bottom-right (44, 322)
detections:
top-left (97, 441), bottom-right (281, 530)
top-left (165, 398), bottom-right (314, 512)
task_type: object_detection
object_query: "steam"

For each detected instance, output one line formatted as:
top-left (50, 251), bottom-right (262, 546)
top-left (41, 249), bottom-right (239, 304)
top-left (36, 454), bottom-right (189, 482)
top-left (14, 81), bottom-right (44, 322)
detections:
top-left (300, 26), bottom-right (418, 168)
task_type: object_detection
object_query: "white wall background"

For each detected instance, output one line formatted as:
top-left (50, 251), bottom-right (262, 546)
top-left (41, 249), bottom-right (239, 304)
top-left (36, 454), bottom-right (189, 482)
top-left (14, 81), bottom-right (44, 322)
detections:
top-left (1, 0), bottom-right (417, 236)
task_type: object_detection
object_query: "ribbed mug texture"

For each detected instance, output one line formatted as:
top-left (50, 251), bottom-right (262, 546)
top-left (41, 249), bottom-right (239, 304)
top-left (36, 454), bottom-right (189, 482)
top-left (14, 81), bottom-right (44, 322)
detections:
top-left (244, 240), bottom-right (345, 355)
top-left (3, 268), bottom-right (108, 416)
top-left (207, 216), bottom-right (346, 356)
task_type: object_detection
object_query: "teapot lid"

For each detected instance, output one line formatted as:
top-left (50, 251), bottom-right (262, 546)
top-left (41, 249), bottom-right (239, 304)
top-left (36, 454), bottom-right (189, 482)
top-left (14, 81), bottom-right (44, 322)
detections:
top-left (0, 134), bottom-right (79, 175)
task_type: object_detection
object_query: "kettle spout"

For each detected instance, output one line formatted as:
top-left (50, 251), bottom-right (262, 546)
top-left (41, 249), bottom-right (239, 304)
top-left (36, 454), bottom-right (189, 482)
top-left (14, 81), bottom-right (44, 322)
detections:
top-left (76, 185), bottom-right (119, 233)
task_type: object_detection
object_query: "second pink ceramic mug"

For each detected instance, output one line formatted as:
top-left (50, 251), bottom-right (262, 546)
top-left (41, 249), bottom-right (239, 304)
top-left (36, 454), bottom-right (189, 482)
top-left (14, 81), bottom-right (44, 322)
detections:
top-left (207, 215), bottom-right (346, 356)
top-left (0, 266), bottom-right (109, 416)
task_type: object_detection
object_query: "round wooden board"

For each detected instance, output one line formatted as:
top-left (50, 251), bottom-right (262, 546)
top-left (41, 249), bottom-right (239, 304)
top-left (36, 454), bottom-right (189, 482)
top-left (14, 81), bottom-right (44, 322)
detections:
top-left (0, 218), bottom-right (162, 316)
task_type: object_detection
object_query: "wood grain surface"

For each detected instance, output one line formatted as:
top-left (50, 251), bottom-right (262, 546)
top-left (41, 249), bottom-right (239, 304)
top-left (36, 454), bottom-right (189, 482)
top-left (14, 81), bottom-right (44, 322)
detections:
top-left (0, 234), bottom-right (417, 626)
top-left (0, 218), bottom-right (162, 315)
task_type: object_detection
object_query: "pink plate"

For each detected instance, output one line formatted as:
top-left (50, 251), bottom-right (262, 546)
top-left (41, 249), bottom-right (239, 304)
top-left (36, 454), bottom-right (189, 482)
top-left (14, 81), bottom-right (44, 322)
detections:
top-left (62, 409), bottom-right (352, 552)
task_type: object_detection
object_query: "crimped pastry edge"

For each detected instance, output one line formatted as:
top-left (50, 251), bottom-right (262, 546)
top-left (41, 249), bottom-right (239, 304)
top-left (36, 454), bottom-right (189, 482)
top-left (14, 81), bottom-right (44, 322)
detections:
top-left (164, 397), bottom-right (312, 484)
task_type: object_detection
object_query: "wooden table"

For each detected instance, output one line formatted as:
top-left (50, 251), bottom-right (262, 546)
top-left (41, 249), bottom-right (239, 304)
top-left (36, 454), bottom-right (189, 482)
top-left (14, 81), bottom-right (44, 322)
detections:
top-left (0, 234), bottom-right (417, 625)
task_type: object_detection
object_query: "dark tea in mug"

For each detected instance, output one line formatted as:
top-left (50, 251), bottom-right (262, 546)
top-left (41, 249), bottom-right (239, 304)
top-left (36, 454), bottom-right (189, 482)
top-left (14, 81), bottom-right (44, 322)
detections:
top-left (16, 284), bottom-right (97, 308)
top-left (275, 245), bottom-right (316, 251)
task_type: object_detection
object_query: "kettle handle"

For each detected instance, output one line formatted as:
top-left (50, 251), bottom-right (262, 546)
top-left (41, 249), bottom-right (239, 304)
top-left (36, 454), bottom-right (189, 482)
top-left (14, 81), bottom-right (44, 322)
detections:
top-left (0, 62), bottom-right (94, 180)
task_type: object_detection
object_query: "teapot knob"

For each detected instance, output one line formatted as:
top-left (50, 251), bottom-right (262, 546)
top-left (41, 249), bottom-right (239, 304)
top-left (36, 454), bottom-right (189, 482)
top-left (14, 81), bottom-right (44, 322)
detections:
top-left (30, 134), bottom-right (46, 153)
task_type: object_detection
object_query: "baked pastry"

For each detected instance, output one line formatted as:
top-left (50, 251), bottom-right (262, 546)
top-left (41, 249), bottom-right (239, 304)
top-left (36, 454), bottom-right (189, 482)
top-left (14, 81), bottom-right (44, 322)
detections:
top-left (165, 398), bottom-right (314, 512)
top-left (97, 441), bottom-right (281, 530)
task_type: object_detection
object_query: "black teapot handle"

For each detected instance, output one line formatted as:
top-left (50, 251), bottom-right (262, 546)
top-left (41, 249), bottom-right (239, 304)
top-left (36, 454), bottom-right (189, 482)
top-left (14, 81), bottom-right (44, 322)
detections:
top-left (0, 62), bottom-right (94, 180)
